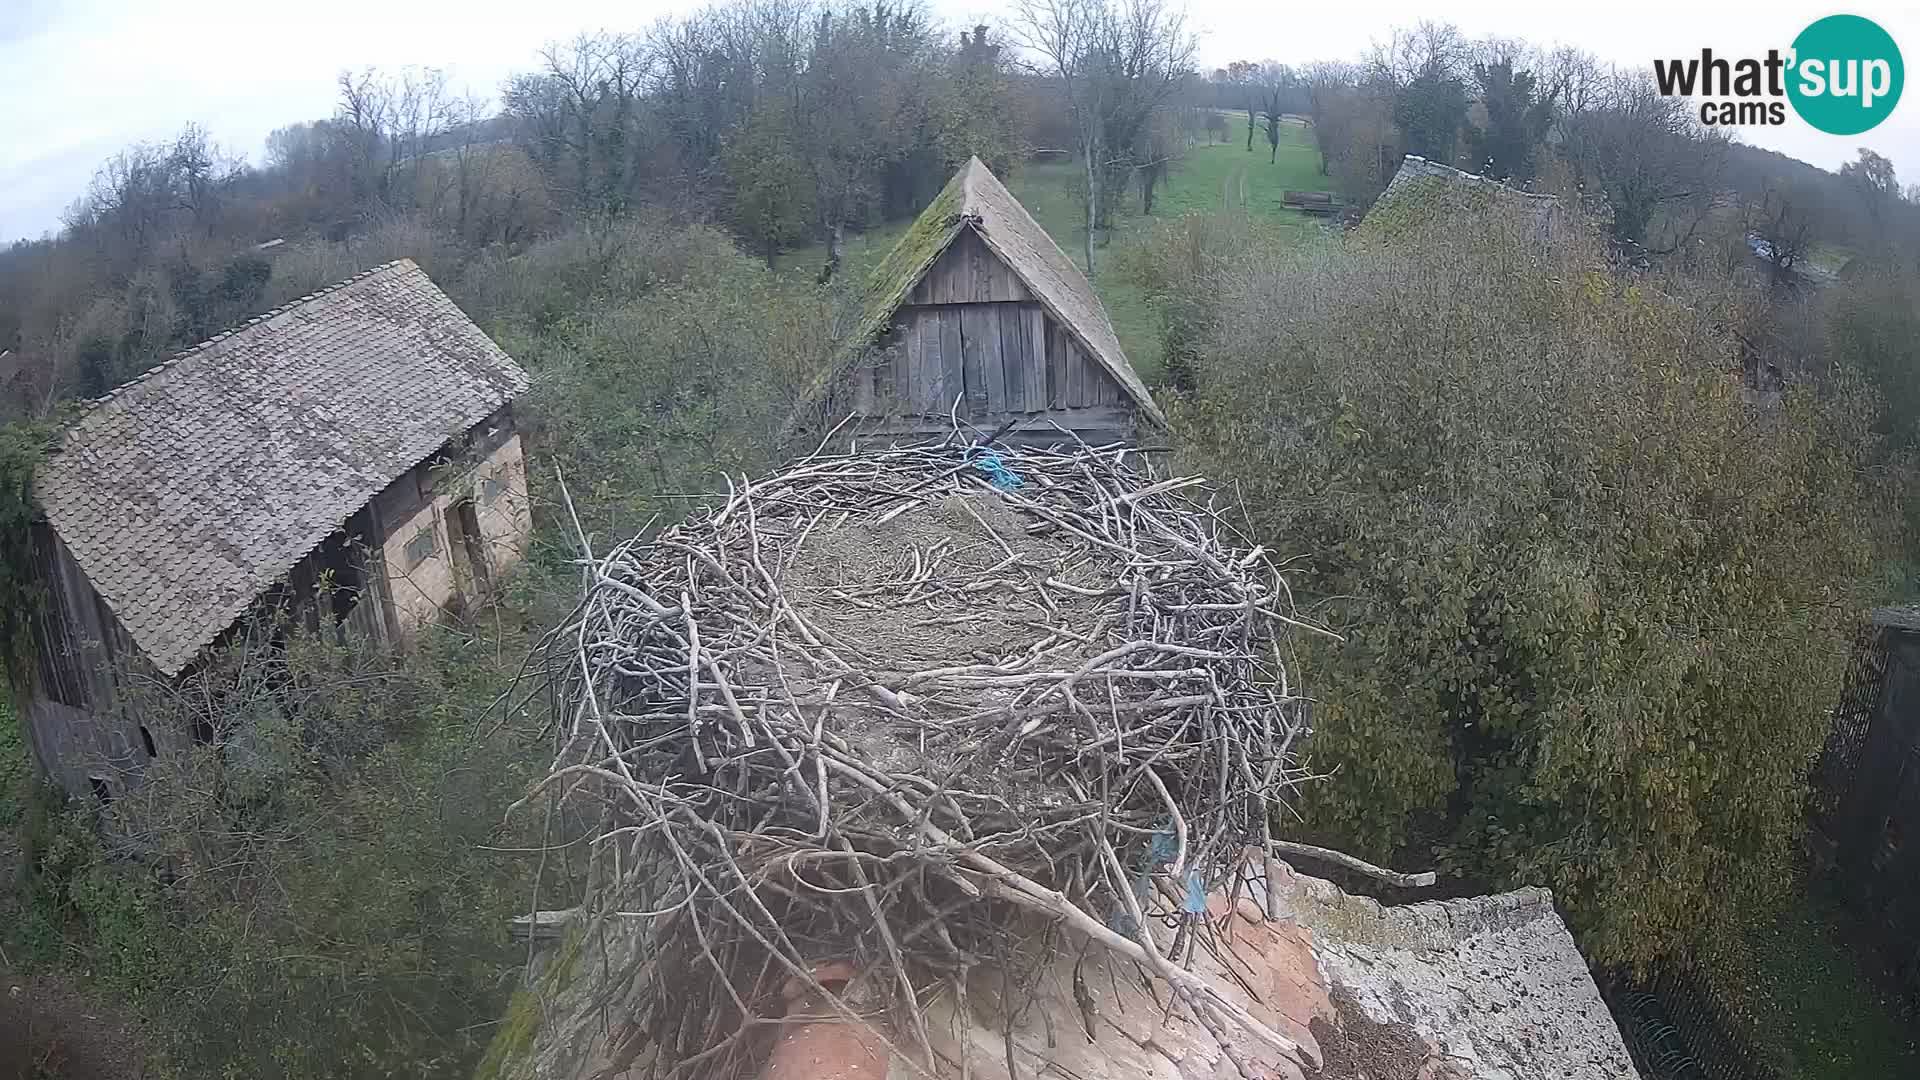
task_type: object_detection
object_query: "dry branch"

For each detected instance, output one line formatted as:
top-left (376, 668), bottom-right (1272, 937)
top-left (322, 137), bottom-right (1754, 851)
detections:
top-left (1268, 839), bottom-right (1439, 888)
top-left (527, 440), bottom-right (1323, 1079)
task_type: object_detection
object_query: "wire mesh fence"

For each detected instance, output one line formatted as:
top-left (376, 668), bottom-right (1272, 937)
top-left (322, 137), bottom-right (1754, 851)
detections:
top-left (1809, 619), bottom-right (1920, 1004)
top-left (1603, 966), bottom-right (1782, 1080)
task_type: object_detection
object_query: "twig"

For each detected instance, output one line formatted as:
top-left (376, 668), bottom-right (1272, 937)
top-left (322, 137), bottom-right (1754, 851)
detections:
top-left (1269, 839), bottom-right (1437, 888)
top-left (517, 441), bottom-right (1326, 1074)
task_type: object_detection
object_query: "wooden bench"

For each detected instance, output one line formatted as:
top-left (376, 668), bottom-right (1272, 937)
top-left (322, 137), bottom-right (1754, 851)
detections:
top-left (1282, 190), bottom-right (1344, 215)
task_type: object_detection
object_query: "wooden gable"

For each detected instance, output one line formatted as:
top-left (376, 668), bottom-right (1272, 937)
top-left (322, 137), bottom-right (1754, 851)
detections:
top-left (847, 226), bottom-right (1135, 445)
top-left (906, 229), bottom-right (1033, 305)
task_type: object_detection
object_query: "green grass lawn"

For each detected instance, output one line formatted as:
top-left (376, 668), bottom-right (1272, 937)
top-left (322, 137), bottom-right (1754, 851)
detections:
top-left (1703, 880), bottom-right (1920, 1079)
top-left (1154, 121), bottom-right (1329, 220)
top-left (1806, 241), bottom-right (1855, 276)
top-left (784, 124), bottom-right (1329, 386)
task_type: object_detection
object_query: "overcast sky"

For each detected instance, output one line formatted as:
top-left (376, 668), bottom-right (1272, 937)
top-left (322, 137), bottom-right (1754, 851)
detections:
top-left (5, 0), bottom-right (1918, 242)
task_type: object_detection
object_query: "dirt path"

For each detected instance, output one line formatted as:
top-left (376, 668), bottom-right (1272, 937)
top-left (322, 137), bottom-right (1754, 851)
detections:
top-left (0, 973), bottom-right (150, 1079)
top-left (1222, 163), bottom-right (1248, 211)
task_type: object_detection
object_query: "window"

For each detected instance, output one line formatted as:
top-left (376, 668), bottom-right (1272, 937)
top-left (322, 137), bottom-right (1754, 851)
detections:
top-left (480, 473), bottom-right (505, 505)
top-left (139, 725), bottom-right (157, 758)
top-left (88, 776), bottom-right (112, 806)
top-left (403, 525), bottom-right (438, 569)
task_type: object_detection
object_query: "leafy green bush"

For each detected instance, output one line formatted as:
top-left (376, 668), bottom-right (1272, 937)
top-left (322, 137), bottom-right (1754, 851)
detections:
top-left (1173, 208), bottom-right (1887, 967)
top-left (259, 217), bottom-right (464, 308)
top-left (507, 237), bottom-right (842, 538)
top-left (4, 609), bottom-right (562, 1080)
top-left (457, 216), bottom-right (748, 334)
top-left (1828, 268), bottom-right (1920, 449)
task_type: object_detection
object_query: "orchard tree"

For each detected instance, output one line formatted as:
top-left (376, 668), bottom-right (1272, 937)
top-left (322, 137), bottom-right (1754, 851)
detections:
top-left (1013, 0), bottom-right (1196, 273)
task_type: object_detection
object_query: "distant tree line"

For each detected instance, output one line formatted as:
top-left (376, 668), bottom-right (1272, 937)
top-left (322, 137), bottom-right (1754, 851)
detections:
top-left (0, 2), bottom-right (1054, 414)
top-left (1235, 20), bottom-right (1920, 284)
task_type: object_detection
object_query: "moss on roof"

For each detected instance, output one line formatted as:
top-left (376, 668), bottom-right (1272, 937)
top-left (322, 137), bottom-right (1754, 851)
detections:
top-left (1358, 156), bottom-right (1559, 245)
top-left (803, 157), bottom-right (1164, 431)
top-left (1358, 175), bottom-right (1500, 239)
top-left (849, 169), bottom-right (969, 351)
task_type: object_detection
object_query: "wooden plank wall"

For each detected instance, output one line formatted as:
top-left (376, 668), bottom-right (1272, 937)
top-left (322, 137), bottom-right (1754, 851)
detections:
top-left (21, 524), bottom-right (159, 795)
top-left (907, 229), bottom-right (1033, 305)
top-left (872, 304), bottom-right (1128, 418)
top-left (851, 225), bottom-right (1139, 446)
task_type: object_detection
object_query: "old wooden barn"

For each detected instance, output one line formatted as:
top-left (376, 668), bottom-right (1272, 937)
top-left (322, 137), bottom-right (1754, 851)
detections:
top-left (17, 259), bottom-right (533, 799)
top-left (813, 156), bottom-right (1164, 447)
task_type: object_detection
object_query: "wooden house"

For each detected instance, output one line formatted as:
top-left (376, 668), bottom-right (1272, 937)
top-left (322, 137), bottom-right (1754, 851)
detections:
top-left (17, 259), bottom-right (532, 799)
top-left (811, 157), bottom-right (1164, 447)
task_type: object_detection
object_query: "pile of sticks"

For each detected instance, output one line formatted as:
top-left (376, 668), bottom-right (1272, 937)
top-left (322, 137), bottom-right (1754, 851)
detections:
top-left (528, 441), bottom-right (1324, 1079)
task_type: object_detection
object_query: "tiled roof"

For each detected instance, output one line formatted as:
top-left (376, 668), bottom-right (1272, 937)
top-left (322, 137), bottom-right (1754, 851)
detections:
top-left (840, 157), bottom-right (1165, 427)
top-left (510, 861), bottom-right (1635, 1080)
top-left (34, 259), bottom-right (529, 677)
top-left (1365, 154), bottom-right (1563, 241)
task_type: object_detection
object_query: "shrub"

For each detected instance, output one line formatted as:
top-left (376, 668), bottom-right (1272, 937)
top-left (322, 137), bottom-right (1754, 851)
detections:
top-left (456, 215), bottom-right (745, 333)
top-left (510, 244), bottom-right (842, 538)
top-left (261, 216), bottom-right (463, 307)
top-left (6, 609), bottom-right (562, 1080)
top-left (1173, 207), bottom-right (1887, 967)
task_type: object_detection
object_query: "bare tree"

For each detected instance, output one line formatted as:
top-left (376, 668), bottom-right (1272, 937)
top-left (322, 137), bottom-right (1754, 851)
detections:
top-left (1367, 20), bottom-right (1468, 87)
top-left (1220, 59), bottom-right (1257, 151)
top-left (532, 33), bottom-right (651, 217)
top-left (1013, 0), bottom-right (1106, 273)
top-left (334, 67), bottom-right (452, 210)
top-left (799, 3), bottom-right (937, 282)
top-left (1013, 0), bottom-right (1195, 273)
top-left (1560, 70), bottom-right (1726, 251)
top-left (1305, 62), bottom-right (1399, 202)
top-left (1254, 63), bottom-right (1295, 164)
top-left (1542, 45), bottom-right (1607, 117)
top-left (1745, 183), bottom-right (1818, 291)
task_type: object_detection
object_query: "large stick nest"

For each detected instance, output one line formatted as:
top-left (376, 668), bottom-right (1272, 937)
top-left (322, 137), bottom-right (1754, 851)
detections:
top-left (531, 441), bottom-right (1320, 1079)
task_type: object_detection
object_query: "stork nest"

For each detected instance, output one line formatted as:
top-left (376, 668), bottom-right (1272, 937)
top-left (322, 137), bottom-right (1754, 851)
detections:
top-left (527, 441), bottom-right (1320, 1079)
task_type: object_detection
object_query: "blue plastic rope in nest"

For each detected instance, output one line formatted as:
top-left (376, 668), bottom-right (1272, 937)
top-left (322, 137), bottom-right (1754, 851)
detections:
top-left (969, 447), bottom-right (1025, 491)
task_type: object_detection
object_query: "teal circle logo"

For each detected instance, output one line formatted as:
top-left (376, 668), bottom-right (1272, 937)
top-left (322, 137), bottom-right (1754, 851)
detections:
top-left (1788, 15), bottom-right (1903, 135)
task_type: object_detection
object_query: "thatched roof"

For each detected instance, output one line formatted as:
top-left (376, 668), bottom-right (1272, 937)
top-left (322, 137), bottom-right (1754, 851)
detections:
top-left (34, 260), bottom-right (528, 677)
top-left (841, 157), bottom-right (1164, 427)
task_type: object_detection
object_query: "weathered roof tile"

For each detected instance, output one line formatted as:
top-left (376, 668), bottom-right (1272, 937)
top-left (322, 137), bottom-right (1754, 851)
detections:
top-left (35, 259), bottom-right (529, 677)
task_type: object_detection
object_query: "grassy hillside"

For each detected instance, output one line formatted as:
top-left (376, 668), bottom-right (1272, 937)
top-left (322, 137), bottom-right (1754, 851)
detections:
top-left (789, 123), bottom-right (1330, 385)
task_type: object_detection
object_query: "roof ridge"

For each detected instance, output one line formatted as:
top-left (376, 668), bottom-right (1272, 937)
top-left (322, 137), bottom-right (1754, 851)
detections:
top-left (62, 258), bottom-right (419, 426)
top-left (954, 160), bottom-right (1165, 426)
top-left (1396, 154), bottom-right (1558, 200)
